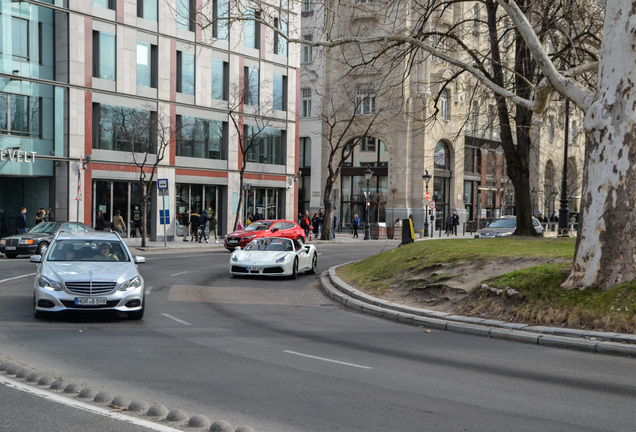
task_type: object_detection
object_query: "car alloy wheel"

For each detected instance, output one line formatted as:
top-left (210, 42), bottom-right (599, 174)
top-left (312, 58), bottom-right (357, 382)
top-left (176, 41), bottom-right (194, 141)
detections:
top-left (308, 253), bottom-right (317, 274)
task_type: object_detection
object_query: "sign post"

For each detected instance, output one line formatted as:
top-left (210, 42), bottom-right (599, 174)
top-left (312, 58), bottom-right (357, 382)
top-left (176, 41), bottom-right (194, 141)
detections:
top-left (158, 179), bottom-right (169, 247)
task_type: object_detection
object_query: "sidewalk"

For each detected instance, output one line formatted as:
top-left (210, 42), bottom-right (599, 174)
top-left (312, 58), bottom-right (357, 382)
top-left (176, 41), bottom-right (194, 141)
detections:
top-left (122, 229), bottom-right (478, 251)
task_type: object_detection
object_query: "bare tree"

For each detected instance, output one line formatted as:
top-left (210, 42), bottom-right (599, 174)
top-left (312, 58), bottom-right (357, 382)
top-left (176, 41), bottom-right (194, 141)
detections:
top-left (108, 106), bottom-right (177, 247)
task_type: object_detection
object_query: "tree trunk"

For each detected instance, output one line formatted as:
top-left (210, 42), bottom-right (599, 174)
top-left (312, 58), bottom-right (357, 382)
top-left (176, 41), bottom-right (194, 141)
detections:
top-left (321, 180), bottom-right (334, 240)
top-left (563, 2), bottom-right (636, 291)
top-left (141, 182), bottom-right (148, 248)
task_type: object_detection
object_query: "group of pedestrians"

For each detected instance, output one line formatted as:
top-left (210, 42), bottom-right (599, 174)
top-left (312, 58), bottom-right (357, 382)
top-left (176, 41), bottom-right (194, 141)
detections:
top-left (299, 208), bottom-right (325, 239)
top-left (181, 209), bottom-right (218, 243)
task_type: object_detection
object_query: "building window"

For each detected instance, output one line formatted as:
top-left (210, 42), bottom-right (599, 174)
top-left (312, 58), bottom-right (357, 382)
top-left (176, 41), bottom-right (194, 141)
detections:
top-left (472, 5), bottom-right (479, 34)
top-left (137, 41), bottom-right (157, 88)
top-left (245, 9), bottom-right (260, 49)
top-left (93, 31), bottom-right (116, 81)
top-left (177, 0), bottom-right (196, 32)
top-left (213, 0), bottom-right (229, 40)
top-left (301, 35), bottom-right (313, 63)
top-left (244, 66), bottom-right (259, 106)
top-left (361, 136), bottom-right (376, 152)
top-left (212, 59), bottom-right (229, 100)
top-left (93, 104), bottom-right (155, 153)
top-left (273, 73), bottom-right (287, 111)
top-left (137, 0), bottom-right (158, 21)
top-left (301, 88), bottom-right (312, 118)
top-left (0, 92), bottom-right (40, 137)
top-left (464, 147), bottom-right (482, 174)
top-left (274, 16), bottom-right (288, 56)
top-left (547, 115), bottom-right (554, 142)
top-left (177, 51), bottom-right (195, 95)
top-left (434, 141), bottom-right (450, 170)
top-left (177, 116), bottom-right (227, 160)
top-left (93, 0), bottom-right (115, 9)
top-left (356, 85), bottom-right (375, 115)
top-left (245, 126), bottom-right (285, 165)
top-left (9, 17), bottom-right (29, 62)
top-left (440, 89), bottom-right (449, 120)
top-left (299, 137), bottom-right (311, 167)
top-left (301, 0), bottom-right (313, 12)
top-left (359, 0), bottom-right (373, 3)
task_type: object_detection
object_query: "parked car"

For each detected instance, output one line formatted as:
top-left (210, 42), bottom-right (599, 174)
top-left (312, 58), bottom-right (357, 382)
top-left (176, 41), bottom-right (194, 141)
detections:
top-left (475, 216), bottom-right (544, 238)
top-left (224, 219), bottom-right (306, 251)
top-left (0, 221), bottom-right (93, 258)
top-left (31, 231), bottom-right (146, 320)
top-left (230, 237), bottom-right (317, 279)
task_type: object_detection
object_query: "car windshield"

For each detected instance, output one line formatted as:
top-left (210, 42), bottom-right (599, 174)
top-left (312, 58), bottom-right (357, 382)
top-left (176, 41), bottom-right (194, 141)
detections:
top-left (29, 222), bottom-right (59, 234)
top-left (487, 219), bottom-right (517, 229)
top-left (245, 238), bottom-right (293, 252)
top-left (244, 221), bottom-right (272, 231)
top-left (48, 240), bottom-right (130, 262)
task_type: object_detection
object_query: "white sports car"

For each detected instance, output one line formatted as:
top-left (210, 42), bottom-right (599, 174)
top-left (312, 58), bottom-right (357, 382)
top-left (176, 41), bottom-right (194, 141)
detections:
top-left (230, 237), bottom-right (317, 279)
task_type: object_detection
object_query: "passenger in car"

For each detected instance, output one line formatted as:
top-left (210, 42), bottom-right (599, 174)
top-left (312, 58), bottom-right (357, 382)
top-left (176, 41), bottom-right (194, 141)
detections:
top-left (94, 243), bottom-right (119, 261)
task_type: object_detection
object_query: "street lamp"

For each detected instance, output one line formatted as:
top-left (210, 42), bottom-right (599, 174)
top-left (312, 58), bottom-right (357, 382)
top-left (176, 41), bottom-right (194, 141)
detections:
top-left (558, 98), bottom-right (571, 236)
top-left (363, 166), bottom-right (373, 240)
top-left (422, 169), bottom-right (432, 237)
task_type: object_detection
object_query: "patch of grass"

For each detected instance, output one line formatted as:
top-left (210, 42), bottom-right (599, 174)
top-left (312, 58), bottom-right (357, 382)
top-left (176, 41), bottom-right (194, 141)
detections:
top-left (339, 237), bottom-right (575, 290)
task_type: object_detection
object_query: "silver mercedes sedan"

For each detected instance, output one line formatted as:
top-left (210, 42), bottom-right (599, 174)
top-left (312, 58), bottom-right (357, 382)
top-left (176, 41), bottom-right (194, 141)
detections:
top-left (31, 231), bottom-right (146, 320)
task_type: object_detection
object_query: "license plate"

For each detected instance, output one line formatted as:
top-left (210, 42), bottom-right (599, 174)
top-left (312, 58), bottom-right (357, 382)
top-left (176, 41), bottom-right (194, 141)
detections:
top-left (5, 246), bottom-right (16, 251)
top-left (75, 297), bottom-right (107, 306)
top-left (229, 239), bottom-right (239, 244)
top-left (247, 266), bottom-right (261, 271)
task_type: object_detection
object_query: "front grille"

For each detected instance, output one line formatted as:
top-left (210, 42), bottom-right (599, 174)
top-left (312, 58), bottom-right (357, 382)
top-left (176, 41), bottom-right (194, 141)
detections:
top-left (65, 281), bottom-right (117, 295)
top-left (6, 238), bottom-right (19, 246)
top-left (263, 267), bottom-right (284, 274)
top-left (231, 266), bottom-right (249, 273)
top-left (61, 300), bottom-right (120, 308)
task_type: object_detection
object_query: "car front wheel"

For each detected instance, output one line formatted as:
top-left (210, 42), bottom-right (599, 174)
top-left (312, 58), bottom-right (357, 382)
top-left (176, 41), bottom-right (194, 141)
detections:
top-left (290, 258), bottom-right (298, 279)
top-left (37, 242), bottom-right (49, 256)
top-left (127, 308), bottom-right (144, 320)
top-left (307, 253), bottom-right (317, 274)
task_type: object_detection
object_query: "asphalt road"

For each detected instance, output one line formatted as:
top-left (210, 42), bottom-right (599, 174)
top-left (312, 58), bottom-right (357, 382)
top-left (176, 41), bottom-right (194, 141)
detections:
top-left (1, 243), bottom-right (635, 432)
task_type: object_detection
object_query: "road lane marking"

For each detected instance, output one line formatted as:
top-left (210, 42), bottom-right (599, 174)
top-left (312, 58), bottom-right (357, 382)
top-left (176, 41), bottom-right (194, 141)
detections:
top-left (283, 350), bottom-right (372, 370)
top-left (0, 273), bottom-right (36, 284)
top-left (170, 271), bottom-right (189, 277)
top-left (0, 375), bottom-right (184, 432)
top-left (161, 313), bottom-right (191, 325)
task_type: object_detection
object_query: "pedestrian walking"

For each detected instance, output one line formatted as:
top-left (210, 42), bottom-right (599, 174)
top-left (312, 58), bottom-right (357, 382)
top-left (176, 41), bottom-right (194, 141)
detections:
top-left (452, 210), bottom-right (460, 236)
top-left (199, 209), bottom-right (209, 243)
top-left (190, 211), bottom-right (200, 242)
top-left (16, 207), bottom-right (28, 233)
top-left (210, 212), bottom-right (218, 243)
top-left (317, 208), bottom-right (324, 237)
top-left (352, 214), bottom-right (360, 239)
top-left (35, 208), bottom-right (48, 225)
top-left (95, 210), bottom-right (106, 230)
top-left (113, 210), bottom-right (127, 236)
top-left (182, 210), bottom-right (190, 241)
top-left (312, 213), bottom-right (320, 239)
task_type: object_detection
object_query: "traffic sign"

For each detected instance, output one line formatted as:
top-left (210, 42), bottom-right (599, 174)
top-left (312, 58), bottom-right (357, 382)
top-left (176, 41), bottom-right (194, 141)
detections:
top-left (422, 198), bottom-right (429, 205)
top-left (429, 200), bottom-right (436, 210)
top-left (425, 191), bottom-right (430, 200)
top-left (158, 178), bottom-right (168, 190)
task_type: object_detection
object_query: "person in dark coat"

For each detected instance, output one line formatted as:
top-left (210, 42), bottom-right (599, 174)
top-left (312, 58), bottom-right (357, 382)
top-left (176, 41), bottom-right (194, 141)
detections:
top-left (16, 207), bottom-right (28, 233)
top-left (95, 210), bottom-right (106, 230)
top-left (198, 209), bottom-right (208, 243)
top-left (312, 213), bottom-right (320, 238)
top-left (190, 211), bottom-right (200, 242)
top-left (182, 210), bottom-right (190, 241)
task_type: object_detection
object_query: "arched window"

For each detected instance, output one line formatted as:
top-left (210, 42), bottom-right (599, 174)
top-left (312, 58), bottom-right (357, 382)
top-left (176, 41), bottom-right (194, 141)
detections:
top-left (440, 89), bottom-right (449, 120)
top-left (434, 141), bottom-right (450, 170)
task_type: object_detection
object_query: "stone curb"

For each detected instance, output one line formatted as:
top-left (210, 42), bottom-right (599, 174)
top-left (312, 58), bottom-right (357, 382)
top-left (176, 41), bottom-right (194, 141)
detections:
top-left (320, 266), bottom-right (636, 358)
top-left (0, 360), bottom-right (257, 432)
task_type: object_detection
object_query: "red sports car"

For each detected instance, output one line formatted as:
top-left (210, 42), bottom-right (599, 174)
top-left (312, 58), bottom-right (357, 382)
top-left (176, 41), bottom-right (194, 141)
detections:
top-left (224, 219), bottom-right (306, 251)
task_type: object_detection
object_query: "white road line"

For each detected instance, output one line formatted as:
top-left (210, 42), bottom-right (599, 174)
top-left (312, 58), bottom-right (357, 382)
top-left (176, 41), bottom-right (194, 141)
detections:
top-left (0, 375), bottom-right (183, 432)
top-left (161, 313), bottom-right (191, 326)
top-left (283, 350), bottom-right (372, 370)
top-left (0, 273), bottom-right (36, 284)
top-left (169, 271), bottom-right (189, 277)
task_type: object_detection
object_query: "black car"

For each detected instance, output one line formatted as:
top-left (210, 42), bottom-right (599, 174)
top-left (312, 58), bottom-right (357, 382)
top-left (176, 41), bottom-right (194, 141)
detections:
top-left (0, 221), bottom-right (93, 258)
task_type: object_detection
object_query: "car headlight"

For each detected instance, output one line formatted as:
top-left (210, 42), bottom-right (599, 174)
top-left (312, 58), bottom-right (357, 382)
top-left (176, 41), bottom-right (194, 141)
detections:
top-left (19, 238), bottom-right (34, 245)
top-left (497, 232), bottom-right (513, 237)
top-left (37, 276), bottom-right (63, 291)
top-left (275, 254), bottom-right (290, 264)
top-left (0, 239), bottom-right (5, 246)
top-left (119, 276), bottom-right (142, 291)
top-left (245, 235), bottom-right (257, 240)
top-left (231, 254), bottom-right (238, 262)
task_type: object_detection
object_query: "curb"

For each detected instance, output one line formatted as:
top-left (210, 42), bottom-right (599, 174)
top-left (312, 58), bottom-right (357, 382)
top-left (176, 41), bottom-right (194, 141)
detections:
top-left (0, 360), bottom-right (257, 432)
top-left (319, 266), bottom-right (636, 358)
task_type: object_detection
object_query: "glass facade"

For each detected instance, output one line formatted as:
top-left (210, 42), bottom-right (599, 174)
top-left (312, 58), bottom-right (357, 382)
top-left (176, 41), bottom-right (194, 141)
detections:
top-left (178, 51), bottom-right (195, 95)
top-left (245, 126), bottom-right (284, 165)
top-left (93, 104), bottom-right (155, 153)
top-left (137, 41), bottom-right (152, 87)
top-left (273, 73), bottom-right (286, 111)
top-left (93, 180), bottom-right (151, 238)
top-left (211, 59), bottom-right (228, 100)
top-left (213, 0), bottom-right (229, 40)
top-left (93, 31), bottom-right (116, 81)
top-left (244, 67), bottom-right (259, 106)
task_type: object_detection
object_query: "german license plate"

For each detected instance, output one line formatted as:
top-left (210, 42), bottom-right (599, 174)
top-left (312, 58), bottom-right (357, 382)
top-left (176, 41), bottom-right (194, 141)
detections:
top-left (5, 246), bottom-right (16, 251)
top-left (229, 239), bottom-right (239, 244)
top-left (247, 266), bottom-right (261, 271)
top-left (75, 297), bottom-right (107, 306)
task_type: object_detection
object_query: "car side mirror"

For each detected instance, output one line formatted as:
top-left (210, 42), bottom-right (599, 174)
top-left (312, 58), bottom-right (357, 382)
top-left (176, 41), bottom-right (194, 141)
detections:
top-left (271, 227), bottom-right (279, 233)
top-left (30, 255), bottom-right (42, 263)
top-left (134, 256), bottom-right (146, 264)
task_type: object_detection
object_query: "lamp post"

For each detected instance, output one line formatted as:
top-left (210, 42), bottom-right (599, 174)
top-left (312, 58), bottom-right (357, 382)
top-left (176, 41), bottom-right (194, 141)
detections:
top-left (363, 166), bottom-right (373, 240)
top-left (558, 98), bottom-right (570, 236)
top-left (76, 155), bottom-right (91, 222)
top-left (422, 169), bottom-right (432, 237)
